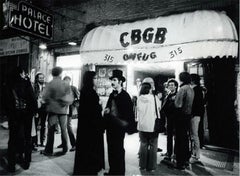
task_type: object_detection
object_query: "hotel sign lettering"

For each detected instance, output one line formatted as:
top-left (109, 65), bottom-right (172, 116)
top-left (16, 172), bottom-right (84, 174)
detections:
top-left (9, 1), bottom-right (53, 40)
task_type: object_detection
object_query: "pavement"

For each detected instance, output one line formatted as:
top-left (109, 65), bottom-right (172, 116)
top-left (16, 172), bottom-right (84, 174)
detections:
top-left (0, 117), bottom-right (239, 176)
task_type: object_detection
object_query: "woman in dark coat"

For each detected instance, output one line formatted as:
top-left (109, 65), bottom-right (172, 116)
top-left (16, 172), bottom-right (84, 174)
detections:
top-left (73, 71), bottom-right (105, 175)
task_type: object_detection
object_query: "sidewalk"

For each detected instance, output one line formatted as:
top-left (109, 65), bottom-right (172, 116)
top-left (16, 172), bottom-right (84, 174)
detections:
top-left (0, 118), bottom-right (239, 175)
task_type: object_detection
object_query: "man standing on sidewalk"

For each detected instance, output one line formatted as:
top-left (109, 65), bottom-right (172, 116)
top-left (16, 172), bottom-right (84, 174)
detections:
top-left (161, 79), bottom-right (178, 161)
top-left (33, 72), bottom-right (47, 147)
top-left (104, 69), bottom-right (135, 175)
top-left (42, 67), bottom-right (73, 156)
top-left (174, 72), bottom-right (194, 170)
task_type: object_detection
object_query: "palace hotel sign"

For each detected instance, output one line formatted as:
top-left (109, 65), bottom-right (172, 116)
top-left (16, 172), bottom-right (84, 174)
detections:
top-left (8, 1), bottom-right (53, 40)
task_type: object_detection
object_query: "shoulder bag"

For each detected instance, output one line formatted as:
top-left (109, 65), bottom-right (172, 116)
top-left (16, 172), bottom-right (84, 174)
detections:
top-left (153, 95), bottom-right (165, 133)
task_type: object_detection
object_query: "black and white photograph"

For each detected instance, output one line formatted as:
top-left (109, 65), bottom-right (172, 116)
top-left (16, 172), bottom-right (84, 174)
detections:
top-left (0, 0), bottom-right (239, 175)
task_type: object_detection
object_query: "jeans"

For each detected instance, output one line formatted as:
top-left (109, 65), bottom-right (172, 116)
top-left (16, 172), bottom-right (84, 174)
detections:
top-left (139, 131), bottom-right (158, 170)
top-left (67, 115), bottom-right (76, 147)
top-left (175, 115), bottom-right (191, 167)
top-left (45, 113), bottom-right (68, 153)
top-left (166, 116), bottom-right (175, 157)
top-left (34, 110), bottom-right (48, 145)
top-left (190, 116), bottom-right (201, 159)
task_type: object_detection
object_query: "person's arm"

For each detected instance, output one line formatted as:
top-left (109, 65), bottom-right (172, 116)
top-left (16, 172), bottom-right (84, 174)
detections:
top-left (174, 88), bottom-right (184, 109)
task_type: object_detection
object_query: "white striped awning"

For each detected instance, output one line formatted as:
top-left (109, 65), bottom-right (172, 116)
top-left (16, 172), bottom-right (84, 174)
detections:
top-left (80, 10), bottom-right (238, 64)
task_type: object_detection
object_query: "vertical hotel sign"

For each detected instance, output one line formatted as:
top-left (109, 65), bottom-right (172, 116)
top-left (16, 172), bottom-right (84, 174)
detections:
top-left (8, 1), bottom-right (53, 40)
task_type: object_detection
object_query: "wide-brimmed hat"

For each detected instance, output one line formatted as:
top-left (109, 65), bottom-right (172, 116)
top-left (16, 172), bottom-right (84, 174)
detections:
top-left (109, 69), bottom-right (126, 82)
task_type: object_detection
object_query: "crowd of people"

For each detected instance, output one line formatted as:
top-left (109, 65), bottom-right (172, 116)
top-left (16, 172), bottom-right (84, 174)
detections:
top-left (3, 65), bottom-right (205, 175)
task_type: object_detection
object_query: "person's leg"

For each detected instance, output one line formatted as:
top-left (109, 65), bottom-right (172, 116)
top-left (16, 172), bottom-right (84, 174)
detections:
top-left (58, 114), bottom-right (68, 153)
top-left (198, 116), bottom-right (204, 148)
top-left (7, 116), bottom-right (19, 171)
top-left (22, 114), bottom-right (33, 169)
top-left (106, 129), bottom-right (125, 175)
top-left (39, 111), bottom-right (48, 146)
top-left (147, 133), bottom-right (158, 171)
top-left (166, 117), bottom-right (174, 158)
top-left (44, 114), bottom-right (57, 154)
top-left (190, 116), bottom-right (201, 159)
top-left (139, 132), bottom-right (148, 169)
top-left (67, 115), bottom-right (76, 148)
top-left (175, 117), bottom-right (186, 168)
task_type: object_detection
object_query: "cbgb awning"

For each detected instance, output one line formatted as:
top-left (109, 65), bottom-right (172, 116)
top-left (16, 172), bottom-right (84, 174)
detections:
top-left (79, 10), bottom-right (238, 64)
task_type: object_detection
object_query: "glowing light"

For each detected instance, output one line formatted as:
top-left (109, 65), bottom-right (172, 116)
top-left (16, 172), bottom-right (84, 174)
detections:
top-left (68, 42), bottom-right (77, 46)
top-left (39, 43), bottom-right (47, 49)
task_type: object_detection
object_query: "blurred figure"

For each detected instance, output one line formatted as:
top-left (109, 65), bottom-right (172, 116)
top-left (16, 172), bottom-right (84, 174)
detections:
top-left (73, 71), bottom-right (105, 175)
top-left (190, 74), bottom-right (205, 163)
top-left (161, 79), bottom-right (178, 161)
top-left (5, 67), bottom-right (37, 172)
top-left (174, 72), bottom-right (194, 170)
top-left (33, 72), bottom-right (47, 147)
top-left (104, 69), bottom-right (135, 175)
top-left (42, 67), bottom-right (73, 156)
top-left (58, 76), bottom-right (80, 152)
top-left (137, 82), bottom-right (161, 172)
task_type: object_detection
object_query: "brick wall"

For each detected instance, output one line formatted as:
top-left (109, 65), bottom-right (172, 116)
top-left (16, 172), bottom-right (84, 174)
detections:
top-left (51, 0), bottom-right (238, 43)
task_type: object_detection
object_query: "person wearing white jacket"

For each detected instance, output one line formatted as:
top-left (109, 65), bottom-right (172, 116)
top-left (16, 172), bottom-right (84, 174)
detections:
top-left (137, 82), bottom-right (161, 172)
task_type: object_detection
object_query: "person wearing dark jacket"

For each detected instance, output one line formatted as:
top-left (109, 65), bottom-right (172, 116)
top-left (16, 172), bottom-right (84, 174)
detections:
top-left (5, 67), bottom-right (37, 172)
top-left (104, 69), bottom-right (135, 175)
top-left (161, 79), bottom-right (178, 161)
top-left (190, 74), bottom-right (205, 162)
top-left (73, 71), bottom-right (105, 175)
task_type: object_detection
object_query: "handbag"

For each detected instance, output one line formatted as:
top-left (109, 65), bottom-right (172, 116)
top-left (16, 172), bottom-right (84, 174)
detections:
top-left (153, 95), bottom-right (165, 133)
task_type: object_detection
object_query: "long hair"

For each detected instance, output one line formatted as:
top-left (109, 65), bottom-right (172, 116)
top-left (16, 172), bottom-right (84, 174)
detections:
top-left (82, 71), bottom-right (96, 90)
top-left (34, 72), bottom-right (44, 84)
top-left (179, 72), bottom-right (191, 84)
top-left (139, 82), bottom-right (151, 95)
top-left (8, 66), bottom-right (25, 87)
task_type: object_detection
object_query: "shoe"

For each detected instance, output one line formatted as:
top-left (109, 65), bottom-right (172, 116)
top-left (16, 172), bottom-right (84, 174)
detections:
top-left (57, 144), bottom-right (63, 148)
top-left (69, 146), bottom-right (76, 152)
top-left (157, 148), bottom-right (163, 152)
top-left (163, 156), bottom-right (171, 161)
top-left (190, 157), bottom-right (199, 163)
top-left (16, 154), bottom-right (24, 164)
top-left (21, 162), bottom-right (30, 170)
top-left (40, 150), bottom-right (53, 156)
top-left (39, 143), bottom-right (45, 147)
top-left (146, 169), bottom-right (155, 172)
top-left (32, 147), bottom-right (38, 152)
top-left (174, 164), bottom-right (185, 170)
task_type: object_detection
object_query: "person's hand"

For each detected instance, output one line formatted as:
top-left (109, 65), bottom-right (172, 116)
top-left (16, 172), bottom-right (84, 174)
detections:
top-left (104, 108), bottom-right (110, 115)
top-left (35, 113), bottom-right (39, 118)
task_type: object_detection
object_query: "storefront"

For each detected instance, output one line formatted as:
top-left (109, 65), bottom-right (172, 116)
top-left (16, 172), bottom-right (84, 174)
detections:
top-left (79, 10), bottom-right (239, 148)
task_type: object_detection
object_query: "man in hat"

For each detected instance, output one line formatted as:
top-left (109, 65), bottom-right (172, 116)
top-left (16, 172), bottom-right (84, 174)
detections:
top-left (104, 69), bottom-right (135, 175)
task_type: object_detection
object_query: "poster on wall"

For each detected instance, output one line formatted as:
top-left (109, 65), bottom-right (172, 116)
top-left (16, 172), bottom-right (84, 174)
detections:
top-left (95, 65), bottom-right (127, 97)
